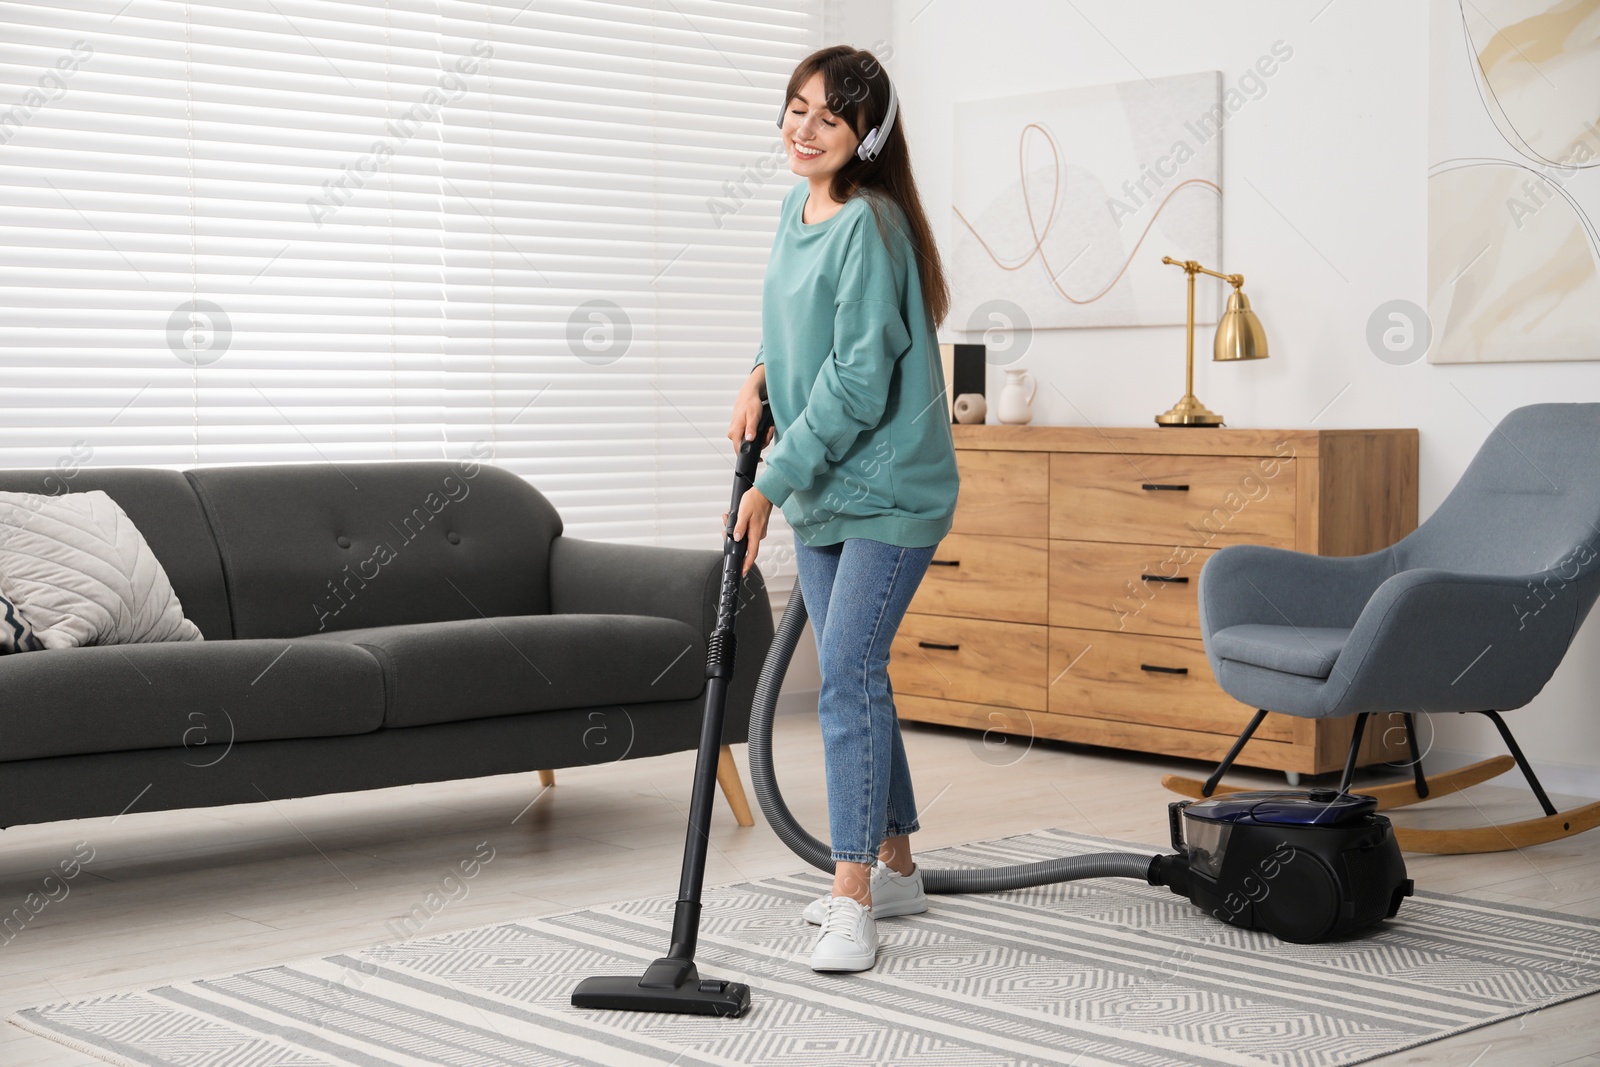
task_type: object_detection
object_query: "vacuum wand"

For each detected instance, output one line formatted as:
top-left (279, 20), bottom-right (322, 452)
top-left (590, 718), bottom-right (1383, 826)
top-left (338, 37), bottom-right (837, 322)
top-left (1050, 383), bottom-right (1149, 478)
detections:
top-left (570, 390), bottom-right (774, 1018)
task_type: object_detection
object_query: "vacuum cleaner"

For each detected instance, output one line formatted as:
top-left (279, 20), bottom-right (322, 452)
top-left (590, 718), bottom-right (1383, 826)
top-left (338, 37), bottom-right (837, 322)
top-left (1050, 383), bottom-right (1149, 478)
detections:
top-left (573, 392), bottom-right (1414, 1018)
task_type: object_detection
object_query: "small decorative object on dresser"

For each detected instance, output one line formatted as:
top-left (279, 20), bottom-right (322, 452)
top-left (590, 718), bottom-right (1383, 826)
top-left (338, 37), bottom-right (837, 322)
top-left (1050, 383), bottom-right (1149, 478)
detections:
top-left (889, 423), bottom-right (1418, 783)
top-left (953, 393), bottom-right (987, 424)
top-left (996, 368), bottom-right (1037, 424)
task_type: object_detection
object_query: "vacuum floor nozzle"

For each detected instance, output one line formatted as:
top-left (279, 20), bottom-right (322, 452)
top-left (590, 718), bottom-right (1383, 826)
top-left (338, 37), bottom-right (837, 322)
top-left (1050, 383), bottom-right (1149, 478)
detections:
top-left (572, 959), bottom-right (751, 1017)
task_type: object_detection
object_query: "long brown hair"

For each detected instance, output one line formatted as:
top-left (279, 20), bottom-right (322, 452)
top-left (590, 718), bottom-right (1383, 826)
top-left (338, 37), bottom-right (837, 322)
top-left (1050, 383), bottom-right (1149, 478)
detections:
top-left (784, 45), bottom-right (950, 328)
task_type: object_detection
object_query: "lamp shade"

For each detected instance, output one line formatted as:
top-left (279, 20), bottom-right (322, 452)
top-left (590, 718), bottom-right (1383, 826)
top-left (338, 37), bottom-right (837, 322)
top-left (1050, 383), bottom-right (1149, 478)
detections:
top-left (1214, 287), bottom-right (1268, 362)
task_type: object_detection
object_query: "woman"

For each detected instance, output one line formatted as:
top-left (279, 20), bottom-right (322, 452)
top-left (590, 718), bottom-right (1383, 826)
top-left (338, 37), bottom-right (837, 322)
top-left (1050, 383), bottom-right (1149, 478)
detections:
top-left (723, 45), bottom-right (959, 973)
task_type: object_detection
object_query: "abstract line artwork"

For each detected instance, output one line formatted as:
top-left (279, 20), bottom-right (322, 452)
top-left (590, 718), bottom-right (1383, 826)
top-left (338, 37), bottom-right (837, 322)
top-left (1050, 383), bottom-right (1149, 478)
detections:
top-left (1428, 0), bottom-right (1600, 363)
top-left (949, 72), bottom-right (1224, 332)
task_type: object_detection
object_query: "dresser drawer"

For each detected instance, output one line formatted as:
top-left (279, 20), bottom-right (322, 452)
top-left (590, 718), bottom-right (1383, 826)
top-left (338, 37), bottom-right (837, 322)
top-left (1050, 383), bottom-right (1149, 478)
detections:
top-left (953, 449), bottom-right (1048, 538)
top-left (1049, 452), bottom-right (1296, 548)
top-left (1047, 626), bottom-right (1296, 741)
top-left (909, 533), bottom-right (1048, 624)
top-left (889, 612), bottom-right (1047, 711)
top-left (1050, 539), bottom-right (1217, 637)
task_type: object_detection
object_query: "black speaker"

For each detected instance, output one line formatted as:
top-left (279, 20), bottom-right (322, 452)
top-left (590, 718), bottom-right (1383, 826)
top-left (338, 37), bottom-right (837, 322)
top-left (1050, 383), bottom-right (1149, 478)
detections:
top-left (940, 343), bottom-right (986, 424)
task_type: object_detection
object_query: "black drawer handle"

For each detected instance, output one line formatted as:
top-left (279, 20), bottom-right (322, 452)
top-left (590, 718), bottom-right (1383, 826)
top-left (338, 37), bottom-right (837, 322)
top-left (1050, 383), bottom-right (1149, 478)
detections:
top-left (1140, 574), bottom-right (1190, 584)
top-left (1140, 663), bottom-right (1188, 674)
top-left (930, 559), bottom-right (960, 567)
top-left (1140, 483), bottom-right (1190, 491)
top-left (919, 641), bottom-right (960, 651)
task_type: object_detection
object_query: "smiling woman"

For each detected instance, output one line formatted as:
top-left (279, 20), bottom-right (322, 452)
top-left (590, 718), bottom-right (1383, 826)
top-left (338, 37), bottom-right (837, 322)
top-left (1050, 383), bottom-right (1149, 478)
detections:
top-left (724, 43), bottom-right (960, 976)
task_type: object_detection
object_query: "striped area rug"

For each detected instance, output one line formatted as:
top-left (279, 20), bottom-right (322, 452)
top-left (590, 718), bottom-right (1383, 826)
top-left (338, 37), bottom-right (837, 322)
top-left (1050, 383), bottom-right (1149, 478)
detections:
top-left (12, 827), bottom-right (1600, 1067)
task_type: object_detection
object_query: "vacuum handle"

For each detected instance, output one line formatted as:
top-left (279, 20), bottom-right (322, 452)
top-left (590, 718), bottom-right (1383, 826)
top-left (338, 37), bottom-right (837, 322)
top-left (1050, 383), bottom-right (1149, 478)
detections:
top-left (674, 388), bottom-right (776, 957)
top-left (731, 389), bottom-right (775, 485)
top-left (712, 393), bottom-right (775, 678)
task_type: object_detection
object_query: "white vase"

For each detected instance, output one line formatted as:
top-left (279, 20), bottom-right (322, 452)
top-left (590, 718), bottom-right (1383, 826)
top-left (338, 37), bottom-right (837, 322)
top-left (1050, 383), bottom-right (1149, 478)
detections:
top-left (997, 368), bottom-right (1037, 425)
top-left (953, 393), bottom-right (987, 424)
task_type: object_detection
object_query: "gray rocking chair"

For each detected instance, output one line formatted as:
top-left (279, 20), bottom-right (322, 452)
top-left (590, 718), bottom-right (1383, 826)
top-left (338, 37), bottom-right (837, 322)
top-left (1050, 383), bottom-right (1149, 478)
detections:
top-left (1165, 402), bottom-right (1600, 854)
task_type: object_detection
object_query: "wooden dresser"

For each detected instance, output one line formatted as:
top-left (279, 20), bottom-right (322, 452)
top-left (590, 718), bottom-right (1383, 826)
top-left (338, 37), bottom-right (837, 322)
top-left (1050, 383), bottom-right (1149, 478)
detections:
top-left (888, 425), bottom-right (1419, 779)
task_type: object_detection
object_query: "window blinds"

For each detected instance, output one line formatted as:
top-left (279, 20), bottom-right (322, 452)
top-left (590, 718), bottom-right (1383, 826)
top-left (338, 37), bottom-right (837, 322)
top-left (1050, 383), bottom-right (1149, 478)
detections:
top-left (0, 0), bottom-right (820, 560)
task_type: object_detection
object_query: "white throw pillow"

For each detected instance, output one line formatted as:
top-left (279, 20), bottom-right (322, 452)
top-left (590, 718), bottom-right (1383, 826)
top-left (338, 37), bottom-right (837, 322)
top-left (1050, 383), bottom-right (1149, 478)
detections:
top-left (0, 489), bottom-right (204, 649)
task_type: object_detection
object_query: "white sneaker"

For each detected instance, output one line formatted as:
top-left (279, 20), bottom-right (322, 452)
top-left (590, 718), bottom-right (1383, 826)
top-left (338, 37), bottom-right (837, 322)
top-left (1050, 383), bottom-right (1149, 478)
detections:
top-left (809, 895), bottom-right (878, 972)
top-left (802, 863), bottom-right (927, 924)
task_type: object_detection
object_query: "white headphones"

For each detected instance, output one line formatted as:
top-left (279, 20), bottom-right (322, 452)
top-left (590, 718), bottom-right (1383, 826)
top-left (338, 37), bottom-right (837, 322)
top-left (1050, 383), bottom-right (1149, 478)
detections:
top-left (777, 66), bottom-right (898, 163)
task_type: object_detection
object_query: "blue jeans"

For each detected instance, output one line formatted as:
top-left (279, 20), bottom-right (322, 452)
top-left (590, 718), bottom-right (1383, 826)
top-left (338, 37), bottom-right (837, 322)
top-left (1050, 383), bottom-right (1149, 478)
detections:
top-left (793, 537), bottom-right (936, 865)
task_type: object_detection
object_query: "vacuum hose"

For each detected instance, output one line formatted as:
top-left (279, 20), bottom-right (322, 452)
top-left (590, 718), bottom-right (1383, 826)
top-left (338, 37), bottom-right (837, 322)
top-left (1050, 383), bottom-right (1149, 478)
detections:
top-left (746, 584), bottom-right (1166, 892)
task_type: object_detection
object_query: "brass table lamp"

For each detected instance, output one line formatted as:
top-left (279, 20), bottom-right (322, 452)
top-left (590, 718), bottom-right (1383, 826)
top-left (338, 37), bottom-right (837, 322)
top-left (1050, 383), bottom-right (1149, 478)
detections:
top-left (1156, 256), bottom-right (1269, 426)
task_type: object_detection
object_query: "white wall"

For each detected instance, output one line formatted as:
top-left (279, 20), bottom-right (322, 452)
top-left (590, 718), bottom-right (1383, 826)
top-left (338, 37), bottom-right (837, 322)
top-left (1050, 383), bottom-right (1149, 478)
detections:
top-left (775, 0), bottom-right (1600, 796)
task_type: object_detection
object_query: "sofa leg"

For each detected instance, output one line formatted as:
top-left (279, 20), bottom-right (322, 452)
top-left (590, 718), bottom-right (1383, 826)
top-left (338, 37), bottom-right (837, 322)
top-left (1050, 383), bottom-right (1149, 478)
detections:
top-left (716, 745), bottom-right (754, 827)
top-left (538, 769), bottom-right (556, 788)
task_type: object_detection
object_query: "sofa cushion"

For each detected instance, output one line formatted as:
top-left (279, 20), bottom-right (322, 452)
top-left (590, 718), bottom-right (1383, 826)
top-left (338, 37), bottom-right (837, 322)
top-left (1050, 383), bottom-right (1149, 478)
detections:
top-left (0, 489), bottom-right (204, 649)
top-left (295, 613), bottom-right (705, 728)
top-left (0, 468), bottom-right (233, 640)
top-left (0, 639), bottom-right (385, 763)
top-left (186, 460), bottom-right (563, 640)
top-left (1210, 623), bottom-right (1351, 679)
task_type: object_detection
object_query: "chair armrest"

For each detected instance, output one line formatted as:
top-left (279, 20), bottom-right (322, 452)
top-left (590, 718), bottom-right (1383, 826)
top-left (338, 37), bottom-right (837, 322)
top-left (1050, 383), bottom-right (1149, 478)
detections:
top-left (546, 536), bottom-right (775, 745)
top-left (1327, 567), bottom-right (1580, 715)
top-left (1198, 544), bottom-right (1398, 641)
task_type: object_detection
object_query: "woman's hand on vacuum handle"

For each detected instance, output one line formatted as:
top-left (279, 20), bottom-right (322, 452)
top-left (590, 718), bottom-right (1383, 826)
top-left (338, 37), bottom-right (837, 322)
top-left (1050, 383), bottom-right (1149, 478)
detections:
top-left (727, 365), bottom-right (773, 449)
top-left (723, 484), bottom-right (771, 577)
top-left (722, 366), bottom-right (772, 575)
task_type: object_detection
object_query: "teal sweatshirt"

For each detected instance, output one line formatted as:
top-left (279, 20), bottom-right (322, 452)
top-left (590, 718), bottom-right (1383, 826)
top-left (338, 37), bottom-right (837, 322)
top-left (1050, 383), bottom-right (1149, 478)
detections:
top-left (752, 181), bottom-right (959, 548)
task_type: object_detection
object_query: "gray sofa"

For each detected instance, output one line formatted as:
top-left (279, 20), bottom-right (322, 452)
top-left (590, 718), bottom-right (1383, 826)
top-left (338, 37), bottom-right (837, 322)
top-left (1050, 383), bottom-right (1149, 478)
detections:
top-left (0, 459), bottom-right (774, 830)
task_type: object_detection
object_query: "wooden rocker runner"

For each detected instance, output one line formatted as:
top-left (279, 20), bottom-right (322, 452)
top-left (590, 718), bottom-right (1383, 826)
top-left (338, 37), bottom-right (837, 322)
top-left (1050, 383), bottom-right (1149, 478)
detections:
top-left (1173, 403), bottom-right (1600, 856)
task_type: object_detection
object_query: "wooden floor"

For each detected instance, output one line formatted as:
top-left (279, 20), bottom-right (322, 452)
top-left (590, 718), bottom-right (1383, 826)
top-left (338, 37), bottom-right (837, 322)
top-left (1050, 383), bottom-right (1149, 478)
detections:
top-left (2, 711), bottom-right (1597, 1066)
